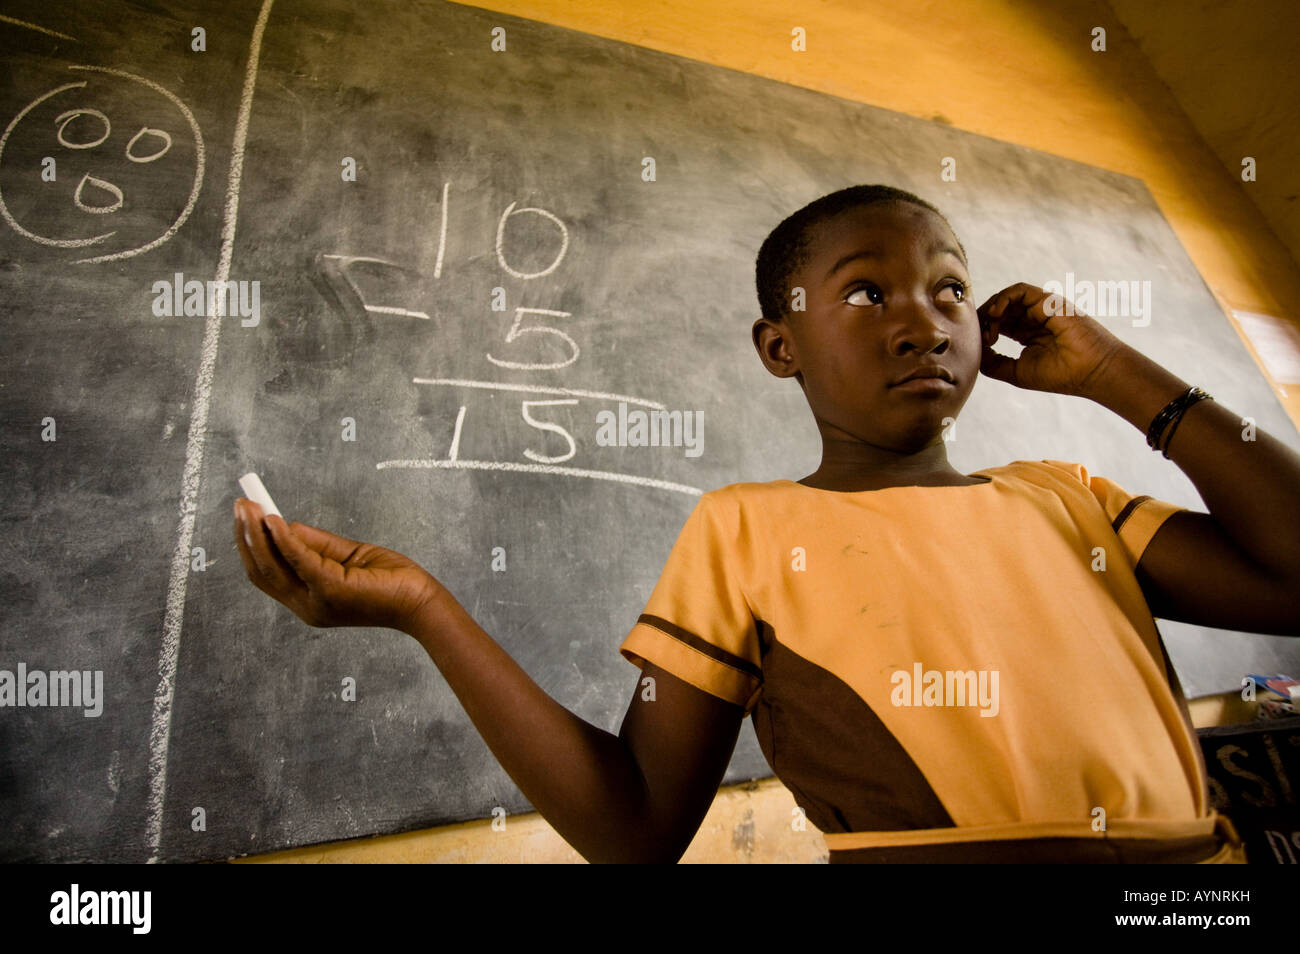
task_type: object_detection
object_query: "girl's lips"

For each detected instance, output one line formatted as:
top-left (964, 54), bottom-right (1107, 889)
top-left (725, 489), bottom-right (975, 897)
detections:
top-left (890, 364), bottom-right (956, 386)
top-left (891, 377), bottom-right (956, 393)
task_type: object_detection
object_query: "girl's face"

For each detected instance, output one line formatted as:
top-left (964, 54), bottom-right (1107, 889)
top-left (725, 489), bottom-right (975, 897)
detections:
top-left (775, 201), bottom-right (984, 453)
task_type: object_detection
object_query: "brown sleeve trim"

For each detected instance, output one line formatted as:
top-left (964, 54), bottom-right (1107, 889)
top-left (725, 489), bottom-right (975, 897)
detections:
top-left (636, 613), bottom-right (763, 681)
top-left (1112, 495), bottom-right (1153, 536)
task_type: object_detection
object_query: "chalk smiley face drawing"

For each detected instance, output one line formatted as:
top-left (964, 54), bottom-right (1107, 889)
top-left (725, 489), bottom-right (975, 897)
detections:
top-left (0, 65), bottom-right (204, 263)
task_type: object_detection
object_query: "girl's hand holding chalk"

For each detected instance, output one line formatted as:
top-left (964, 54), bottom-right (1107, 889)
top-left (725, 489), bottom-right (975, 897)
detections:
top-left (233, 497), bottom-right (445, 634)
top-left (238, 472), bottom-right (282, 519)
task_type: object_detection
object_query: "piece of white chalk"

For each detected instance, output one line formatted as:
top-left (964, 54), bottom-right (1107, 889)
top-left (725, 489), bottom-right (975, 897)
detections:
top-left (238, 472), bottom-right (282, 519)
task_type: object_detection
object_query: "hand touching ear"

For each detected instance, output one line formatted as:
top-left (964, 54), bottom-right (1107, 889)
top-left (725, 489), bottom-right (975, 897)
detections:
top-left (978, 282), bottom-right (1128, 398)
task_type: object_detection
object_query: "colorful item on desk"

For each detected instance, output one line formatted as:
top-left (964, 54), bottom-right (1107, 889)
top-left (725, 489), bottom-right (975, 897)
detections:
top-left (1244, 674), bottom-right (1298, 719)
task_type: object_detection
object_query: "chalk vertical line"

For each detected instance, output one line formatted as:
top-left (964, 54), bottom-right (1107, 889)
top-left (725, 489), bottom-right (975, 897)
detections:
top-left (147, 0), bottom-right (276, 862)
top-left (447, 405), bottom-right (466, 461)
top-left (433, 180), bottom-right (448, 279)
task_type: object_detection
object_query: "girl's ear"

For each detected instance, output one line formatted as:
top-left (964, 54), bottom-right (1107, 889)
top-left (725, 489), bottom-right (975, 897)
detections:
top-left (752, 316), bottom-right (800, 379)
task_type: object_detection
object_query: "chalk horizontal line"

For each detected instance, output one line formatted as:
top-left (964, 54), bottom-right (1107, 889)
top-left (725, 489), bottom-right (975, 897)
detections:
top-left (412, 377), bottom-right (666, 410)
top-left (0, 14), bottom-right (77, 41)
top-left (367, 305), bottom-right (430, 319)
top-left (376, 458), bottom-right (703, 496)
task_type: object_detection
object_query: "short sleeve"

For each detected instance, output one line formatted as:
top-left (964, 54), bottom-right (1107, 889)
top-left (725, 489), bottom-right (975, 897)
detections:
top-left (1040, 459), bottom-right (1189, 566)
top-left (618, 493), bottom-right (763, 714)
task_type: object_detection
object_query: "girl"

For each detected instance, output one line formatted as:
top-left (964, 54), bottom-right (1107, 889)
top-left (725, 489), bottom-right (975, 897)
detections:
top-left (235, 185), bottom-right (1298, 862)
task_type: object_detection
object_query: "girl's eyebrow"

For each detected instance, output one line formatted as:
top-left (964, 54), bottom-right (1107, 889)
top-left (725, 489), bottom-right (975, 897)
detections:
top-left (825, 242), bottom-right (966, 282)
top-left (928, 240), bottom-right (967, 265)
top-left (824, 248), bottom-right (882, 281)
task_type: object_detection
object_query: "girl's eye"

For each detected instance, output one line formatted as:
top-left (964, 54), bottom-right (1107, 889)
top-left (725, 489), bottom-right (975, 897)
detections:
top-left (846, 285), bottom-right (884, 306)
top-left (937, 280), bottom-right (968, 304)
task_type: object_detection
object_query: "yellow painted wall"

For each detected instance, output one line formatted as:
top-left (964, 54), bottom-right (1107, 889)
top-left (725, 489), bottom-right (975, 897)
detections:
top-left (243, 0), bottom-right (1297, 863)
top-left (1107, 0), bottom-right (1300, 275)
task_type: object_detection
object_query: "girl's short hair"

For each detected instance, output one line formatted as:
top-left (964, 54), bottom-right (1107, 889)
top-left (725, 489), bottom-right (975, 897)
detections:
top-left (755, 185), bottom-right (964, 322)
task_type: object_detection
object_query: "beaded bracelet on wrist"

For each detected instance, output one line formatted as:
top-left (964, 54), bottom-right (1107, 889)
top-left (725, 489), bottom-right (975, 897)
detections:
top-left (1146, 386), bottom-right (1213, 458)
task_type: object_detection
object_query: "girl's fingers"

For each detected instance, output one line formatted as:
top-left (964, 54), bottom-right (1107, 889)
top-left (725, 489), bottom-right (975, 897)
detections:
top-left (284, 521), bottom-right (365, 564)
top-left (992, 287), bottom-right (1057, 341)
top-left (235, 500), bottom-right (306, 597)
top-left (233, 502), bottom-right (258, 572)
top-left (980, 342), bottom-right (1018, 385)
top-left (982, 282), bottom-right (1033, 319)
top-left (263, 514), bottom-right (336, 588)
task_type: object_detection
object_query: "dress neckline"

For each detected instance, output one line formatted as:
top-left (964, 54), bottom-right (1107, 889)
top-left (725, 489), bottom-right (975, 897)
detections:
top-left (781, 471), bottom-right (996, 495)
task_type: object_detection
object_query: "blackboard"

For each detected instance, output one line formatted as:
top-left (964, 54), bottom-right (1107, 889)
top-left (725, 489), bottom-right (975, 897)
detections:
top-left (2, 0), bottom-right (1296, 862)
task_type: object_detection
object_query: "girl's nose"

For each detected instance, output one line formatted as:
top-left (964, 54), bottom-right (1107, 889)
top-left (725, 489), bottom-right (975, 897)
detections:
top-left (891, 297), bottom-right (952, 355)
